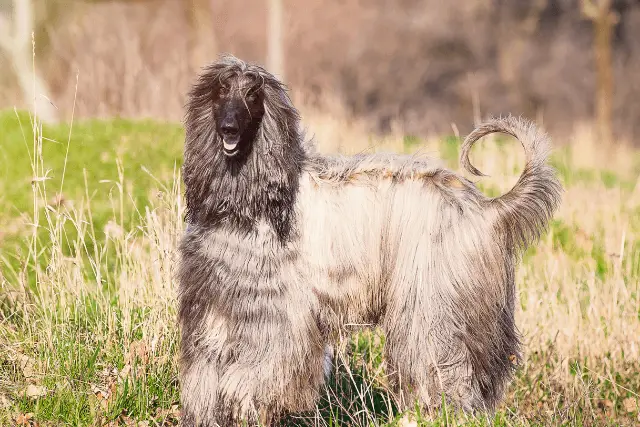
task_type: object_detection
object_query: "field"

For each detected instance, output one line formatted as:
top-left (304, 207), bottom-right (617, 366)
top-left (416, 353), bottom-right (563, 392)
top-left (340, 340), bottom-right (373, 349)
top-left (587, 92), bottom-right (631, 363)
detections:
top-left (0, 106), bottom-right (639, 427)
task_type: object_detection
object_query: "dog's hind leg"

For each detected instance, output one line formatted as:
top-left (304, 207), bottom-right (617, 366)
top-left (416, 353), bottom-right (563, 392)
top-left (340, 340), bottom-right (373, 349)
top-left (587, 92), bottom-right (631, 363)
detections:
top-left (382, 249), bottom-right (518, 414)
top-left (323, 344), bottom-right (335, 380)
top-left (382, 305), bottom-right (482, 415)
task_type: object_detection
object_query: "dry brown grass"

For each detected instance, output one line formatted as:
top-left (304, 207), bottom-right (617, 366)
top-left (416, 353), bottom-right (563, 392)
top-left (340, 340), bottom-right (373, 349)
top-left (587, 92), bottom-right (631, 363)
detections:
top-left (0, 98), bottom-right (639, 425)
top-left (0, 2), bottom-right (638, 423)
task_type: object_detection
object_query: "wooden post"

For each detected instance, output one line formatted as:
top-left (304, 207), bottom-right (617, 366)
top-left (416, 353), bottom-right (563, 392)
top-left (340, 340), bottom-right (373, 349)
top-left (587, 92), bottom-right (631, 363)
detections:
top-left (498, 0), bottom-right (547, 86)
top-left (581, 0), bottom-right (618, 146)
top-left (267, 0), bottom-right (284, 79)
top-left (187, 0), bottom-right (218, 71)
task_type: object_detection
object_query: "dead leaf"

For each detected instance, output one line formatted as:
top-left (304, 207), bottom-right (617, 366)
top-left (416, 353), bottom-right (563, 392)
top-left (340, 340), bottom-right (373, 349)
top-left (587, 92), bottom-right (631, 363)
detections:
top-left (15, 413), bottom-right (34, 426)
top-left (17, 353), bottom-right (37, 380)
top-left (0, 392), bottom-right (10, 409)
top-left (398, 414), bottom-right (418, 427)
top-left (119, 363), bottom-right (131, 380)
top-left (623, 397), bottom-right (638, 413)
top-left (154, 404), bottom-right (181, 422)
top-left (155, 354), bottom-right (169, 366)
top-left (92, 385), bottom-right (109, 400)
top-left (128, 340), bottom-right (149, 366)
top-left (92, 381), bottom-right (118, 409)
top-left (22, 384), bottom-right (46, 399)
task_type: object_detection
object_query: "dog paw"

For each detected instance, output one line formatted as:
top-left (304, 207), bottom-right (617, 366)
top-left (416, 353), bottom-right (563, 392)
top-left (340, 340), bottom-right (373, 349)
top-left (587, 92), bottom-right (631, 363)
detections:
top-left (323, 344), bottom-right (334, 379)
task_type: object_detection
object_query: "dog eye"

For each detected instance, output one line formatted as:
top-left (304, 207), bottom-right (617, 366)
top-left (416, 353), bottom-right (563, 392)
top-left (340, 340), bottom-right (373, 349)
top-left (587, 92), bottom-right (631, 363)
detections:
top-left (246, 92), bottom-right (257, 103)
top-left (219, 86), bottom-right (229, 97)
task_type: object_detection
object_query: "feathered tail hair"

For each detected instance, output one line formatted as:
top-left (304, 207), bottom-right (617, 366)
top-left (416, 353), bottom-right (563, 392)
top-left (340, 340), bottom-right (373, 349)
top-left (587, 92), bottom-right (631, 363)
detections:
top-left (460, 116), bottom-right (563, 253)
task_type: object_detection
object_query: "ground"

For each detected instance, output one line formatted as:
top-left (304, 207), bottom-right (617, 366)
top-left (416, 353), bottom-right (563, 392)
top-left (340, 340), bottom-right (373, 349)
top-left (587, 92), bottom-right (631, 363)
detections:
top-left (0, 109), bottom-right (639, 426)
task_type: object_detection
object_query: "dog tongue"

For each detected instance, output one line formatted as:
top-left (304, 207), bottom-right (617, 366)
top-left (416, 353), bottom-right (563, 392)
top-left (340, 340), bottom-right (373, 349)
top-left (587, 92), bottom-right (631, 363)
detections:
top-left (223, 140), bottom-right (238, 151)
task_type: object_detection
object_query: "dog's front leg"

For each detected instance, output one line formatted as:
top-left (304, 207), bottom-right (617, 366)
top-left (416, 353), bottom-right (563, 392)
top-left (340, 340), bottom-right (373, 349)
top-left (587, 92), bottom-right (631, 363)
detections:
top-left (258, 406), bottom-right (274, 427)
top-left (179, 355), bottom-right (233, 427)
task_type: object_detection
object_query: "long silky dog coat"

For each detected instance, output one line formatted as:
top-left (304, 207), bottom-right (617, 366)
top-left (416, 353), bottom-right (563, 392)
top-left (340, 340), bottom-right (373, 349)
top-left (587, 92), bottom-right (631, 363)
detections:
top-left (177, 55), bottom-right (563, 426)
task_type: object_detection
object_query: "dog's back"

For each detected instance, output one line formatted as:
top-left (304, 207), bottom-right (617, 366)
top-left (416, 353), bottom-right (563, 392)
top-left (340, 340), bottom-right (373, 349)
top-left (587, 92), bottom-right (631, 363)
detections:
top-left (177, 54), bottom-right (563, 425)
top-left (296, 115), bottom-right (562, 409)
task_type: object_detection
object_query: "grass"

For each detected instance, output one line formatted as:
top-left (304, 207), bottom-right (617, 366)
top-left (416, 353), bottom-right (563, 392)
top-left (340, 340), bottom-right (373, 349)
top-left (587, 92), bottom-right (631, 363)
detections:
top-left (1, 107), bottom-right (640, 426)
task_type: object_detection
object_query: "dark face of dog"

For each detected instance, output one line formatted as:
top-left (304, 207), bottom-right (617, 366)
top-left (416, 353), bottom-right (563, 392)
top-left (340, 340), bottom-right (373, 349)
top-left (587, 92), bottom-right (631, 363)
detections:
top-left (183, 55), bottom-right (305, 233)
top-left (213, 78), bottom-right (265, 159)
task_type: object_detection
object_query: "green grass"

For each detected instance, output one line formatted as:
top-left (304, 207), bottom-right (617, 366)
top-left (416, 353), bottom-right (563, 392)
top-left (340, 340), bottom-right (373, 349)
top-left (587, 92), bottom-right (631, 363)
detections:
top-left (0, 109), bottom-right (183, 227)
top-left (0, 110), bottom-right (185, 290)
top-left (1, 109), bottom-right (640, 426)
top-left (1, 110), bottom-right (185, 426)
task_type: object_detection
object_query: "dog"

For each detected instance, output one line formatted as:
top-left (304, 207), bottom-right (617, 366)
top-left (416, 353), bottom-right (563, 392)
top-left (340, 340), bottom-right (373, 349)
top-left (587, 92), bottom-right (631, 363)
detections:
top-left (177, 54), bottom-right (563, 426)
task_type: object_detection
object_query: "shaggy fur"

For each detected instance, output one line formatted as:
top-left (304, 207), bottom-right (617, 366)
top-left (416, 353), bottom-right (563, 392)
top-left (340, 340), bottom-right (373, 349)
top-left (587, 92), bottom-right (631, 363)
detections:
top-left (177, 54), bottom-right (563, 426)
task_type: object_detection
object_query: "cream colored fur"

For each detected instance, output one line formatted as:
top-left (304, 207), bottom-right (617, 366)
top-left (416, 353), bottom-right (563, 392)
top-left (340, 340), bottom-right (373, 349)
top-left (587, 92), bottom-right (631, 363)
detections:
top-left (177, 55), bottom-right (563, 427)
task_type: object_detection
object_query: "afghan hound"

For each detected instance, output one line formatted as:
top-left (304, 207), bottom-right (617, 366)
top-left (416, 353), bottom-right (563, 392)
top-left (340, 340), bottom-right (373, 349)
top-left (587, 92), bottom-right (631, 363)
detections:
top-left (177, 54), bottom-right (563, 426)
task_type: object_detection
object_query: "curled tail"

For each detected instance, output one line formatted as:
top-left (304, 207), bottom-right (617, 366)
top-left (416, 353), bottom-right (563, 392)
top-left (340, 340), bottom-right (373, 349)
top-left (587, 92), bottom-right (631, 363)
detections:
top-left (460, 116), bottom-right (563, 253)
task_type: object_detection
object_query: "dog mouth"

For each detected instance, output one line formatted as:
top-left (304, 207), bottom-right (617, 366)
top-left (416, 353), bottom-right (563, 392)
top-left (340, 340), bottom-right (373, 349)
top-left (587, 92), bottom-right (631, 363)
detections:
top-left (222, 137), bottom-right (240, 157)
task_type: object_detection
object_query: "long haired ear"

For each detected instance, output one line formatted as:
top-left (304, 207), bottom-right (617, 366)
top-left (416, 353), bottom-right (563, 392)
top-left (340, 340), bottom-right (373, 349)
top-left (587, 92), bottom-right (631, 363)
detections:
top-left (257, 74), bottom-right (303, 154)
top-left (181, 55), bottom-right (306, 225)
top-left (182, 55), bottom-right (245, 222)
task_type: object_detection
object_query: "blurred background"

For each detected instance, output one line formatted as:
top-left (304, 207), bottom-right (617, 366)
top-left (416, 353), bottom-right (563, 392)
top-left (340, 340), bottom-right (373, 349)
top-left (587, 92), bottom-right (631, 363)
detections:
top-left (2, 3), bottom-right (640, 425)
top-left (1, 0), bottom-right (639, 145)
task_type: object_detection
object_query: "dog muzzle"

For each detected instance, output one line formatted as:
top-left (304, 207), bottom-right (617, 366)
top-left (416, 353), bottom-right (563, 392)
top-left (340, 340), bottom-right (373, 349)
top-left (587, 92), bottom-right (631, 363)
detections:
top-left (223, 139), bottom-right (240, 157)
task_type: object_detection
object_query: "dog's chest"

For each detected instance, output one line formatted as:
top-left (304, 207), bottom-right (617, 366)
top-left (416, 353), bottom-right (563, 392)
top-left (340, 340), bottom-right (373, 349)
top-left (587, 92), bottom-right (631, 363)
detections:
top-left (192, 221), bottom-right (321, 348)
top-left (196, 221), bottom-right (301, 298)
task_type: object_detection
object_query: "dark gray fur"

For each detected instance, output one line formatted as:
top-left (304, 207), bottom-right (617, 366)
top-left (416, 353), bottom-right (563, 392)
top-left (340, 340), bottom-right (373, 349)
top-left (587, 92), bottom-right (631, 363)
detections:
top-left (177, 54), bottom-right (563, 426)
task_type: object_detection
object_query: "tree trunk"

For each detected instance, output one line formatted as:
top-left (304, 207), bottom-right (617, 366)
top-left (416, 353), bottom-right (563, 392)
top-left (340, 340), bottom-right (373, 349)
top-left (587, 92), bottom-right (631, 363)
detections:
top-left (187, 0), bottom-right (217, 72)
top-left (593, 10), bottom-right (615, 146)
top-left (497, 0), bottom-right (547, 87)
top-left (0, 0), bottom-right (58, 123)
top-left (581, 0), bottom-right (616, 146)
top-left (12, 47), bottom-right (59, 123)
top-left (267, 0), bottom-right (284, 79)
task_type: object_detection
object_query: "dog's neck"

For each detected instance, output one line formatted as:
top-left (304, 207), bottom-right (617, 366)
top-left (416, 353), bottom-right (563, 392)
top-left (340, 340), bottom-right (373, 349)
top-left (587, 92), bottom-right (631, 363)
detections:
top-left (184, 130), bottom-right (305, 242)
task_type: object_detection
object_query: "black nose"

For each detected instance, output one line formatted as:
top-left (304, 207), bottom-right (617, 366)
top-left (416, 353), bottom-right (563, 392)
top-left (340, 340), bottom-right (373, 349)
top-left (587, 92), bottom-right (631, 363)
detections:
top-left (221, 117), bottom-right (239, 135)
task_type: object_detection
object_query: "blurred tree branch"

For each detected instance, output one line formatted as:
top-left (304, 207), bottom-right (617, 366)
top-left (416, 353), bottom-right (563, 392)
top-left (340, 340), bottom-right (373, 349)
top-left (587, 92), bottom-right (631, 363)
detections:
top-left (0, 0), bottom-right (58, 123)
top-left (581, 0), bottom-right (618, 145)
